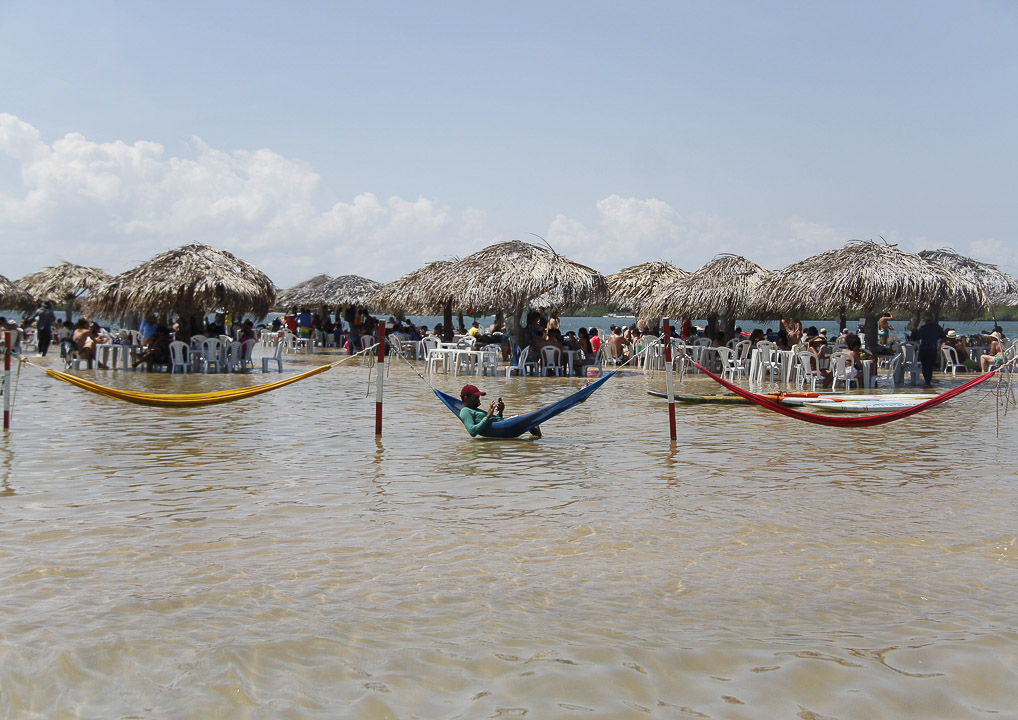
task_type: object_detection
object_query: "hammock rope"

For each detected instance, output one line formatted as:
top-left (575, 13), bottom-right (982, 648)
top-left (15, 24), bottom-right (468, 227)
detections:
top-left (686, 354), bottom-right (998, 427)
top-left (30, 343), bottom-right (380, 408)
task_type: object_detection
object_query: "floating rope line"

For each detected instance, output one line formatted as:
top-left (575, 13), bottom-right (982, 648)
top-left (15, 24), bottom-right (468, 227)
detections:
top-left (27, 343), bottom-right (380, 408)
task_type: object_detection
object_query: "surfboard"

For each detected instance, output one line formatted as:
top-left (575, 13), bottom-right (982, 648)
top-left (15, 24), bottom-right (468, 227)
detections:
top-left (803, 398), bottom-right (929, 413)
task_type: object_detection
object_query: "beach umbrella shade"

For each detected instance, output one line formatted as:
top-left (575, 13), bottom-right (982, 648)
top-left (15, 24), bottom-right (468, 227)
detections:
top-left (918, 248), bottom-right (1018, 311)
top-left (642, 254), bottom-right (770, 339)
top-left (753, 240), bottom-right (986, 351)
top-left (275, 274), bottom-right (334, 308)
top-left (369, 261), bottom-right (460, 317)
top-left (86, 242), bottom-right (277, 321)
top-left (320, 274), bottom-right (383, 308)
top-left (0, 273), bottom-right (33, 313)
top-left (607, 261), bottom-right (690, 316)
top-left (16, 261), bottom-right (111, 322)
top-left (437, 240), bottom-right (609, 346)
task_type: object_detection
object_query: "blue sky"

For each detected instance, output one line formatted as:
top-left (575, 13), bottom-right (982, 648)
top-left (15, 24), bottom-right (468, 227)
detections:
top-left (2, 1), bottom-right (1016, 289)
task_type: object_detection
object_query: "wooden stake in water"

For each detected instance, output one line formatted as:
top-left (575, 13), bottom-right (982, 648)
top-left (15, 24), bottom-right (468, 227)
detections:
top-left (662, 318), bottom-right (676, 440)
top-left (3, 330), bottom-right (11, 431)
top-left (375, 322), bottom-right (385, 436)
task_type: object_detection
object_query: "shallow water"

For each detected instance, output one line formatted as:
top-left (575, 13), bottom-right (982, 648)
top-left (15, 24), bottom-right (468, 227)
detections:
top-left (2, 349), bottom-right (1017, 719)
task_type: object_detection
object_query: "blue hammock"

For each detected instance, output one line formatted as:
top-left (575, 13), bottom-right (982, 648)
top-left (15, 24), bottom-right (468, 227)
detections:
top-left (435, 371), bottom-right (616, 438)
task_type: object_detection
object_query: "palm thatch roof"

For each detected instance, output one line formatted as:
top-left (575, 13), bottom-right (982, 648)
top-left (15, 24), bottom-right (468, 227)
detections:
top-left (918, 248), bottom-right (1018, 307)
top-left (0, 273), bottom-right (33, 311)
top-left (642, 254), bottom-right (770, 321)
top-left (320, 274), bottom-right (383, 307)
top-left (607, 261), bottom-right (689, 315)
top-left (86, 243), bottom-right (276, 319)
top-left (275, 274), bottom-right (334, 308)
top-left (369, 261), bottom-right (459, 315)
top-left (16, 262), bottom-right (111, 306)
top-left (443, 240), bottom-right (608, 312)
top-left (753, 240), bottom-right (985, 317)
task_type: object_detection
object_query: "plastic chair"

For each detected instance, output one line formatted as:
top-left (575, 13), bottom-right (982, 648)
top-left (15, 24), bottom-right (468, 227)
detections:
top-left (874, 353), bottom-right (901, 388)
top-left (540, 345), bottom-right (563, 376)
top-left (899, 342), bottom-right (920, 385)
top-left (169, 341), bottom-right (191, 373)
top-left (479, 346), bottom-right (501, 376)
top-left (224, 341), bottom-right (245, 373)
top-left (200, 338), bottom-right (223, 374)
top-left (506, 346), bottom-right (538, 377)
top-left (794, 350), bottom-right (820, 390)
top-left (733, 340), bottom-right (752, 373)
top-left (830, 351), bottom-right (859, 390)
top-left (754, 340), bottom-right (780, 381)
top-left (941, 345), bottom-right (964, 376)
top-left (262, 337), bottom-right (285, 373)
top-left (714, 347), bottom-right (744, 381)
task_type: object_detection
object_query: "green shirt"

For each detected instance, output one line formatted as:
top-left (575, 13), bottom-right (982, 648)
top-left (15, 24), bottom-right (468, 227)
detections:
top-left (459, 406), bottom-right (499, 437)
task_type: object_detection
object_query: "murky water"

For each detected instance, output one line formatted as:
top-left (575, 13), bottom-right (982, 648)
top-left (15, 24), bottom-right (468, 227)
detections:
top-left (2, 348), bottom-right (1017, 719)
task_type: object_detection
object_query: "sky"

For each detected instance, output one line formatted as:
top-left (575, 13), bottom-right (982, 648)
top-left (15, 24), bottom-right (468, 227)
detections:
top-left (1, 0), bottom-right (1016, 290)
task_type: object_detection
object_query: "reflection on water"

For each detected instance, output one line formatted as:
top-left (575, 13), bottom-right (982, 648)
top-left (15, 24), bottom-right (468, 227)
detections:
top-left (2, 353), bottom-right (1017, 718)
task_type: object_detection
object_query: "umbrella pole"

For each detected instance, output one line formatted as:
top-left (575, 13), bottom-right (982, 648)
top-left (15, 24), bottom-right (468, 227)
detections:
top-left (375, 322), bottom-right (385, 436)
top-left (663, 318), bottom-right (676, 441)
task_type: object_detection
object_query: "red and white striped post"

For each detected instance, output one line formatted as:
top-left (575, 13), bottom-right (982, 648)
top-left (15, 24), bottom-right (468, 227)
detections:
top-left (662, 318), bottom-right (676, 441)
top-left (3, 330), bottom-right (12, 431)
top-left (375, 321), bottom-right (385, 436)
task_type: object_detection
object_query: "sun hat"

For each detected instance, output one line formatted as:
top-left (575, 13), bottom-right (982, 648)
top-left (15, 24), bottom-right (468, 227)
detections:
top-left (946, 330), bottom-right (958, 339)
top-left (989, 331), bottom-right (1003, 341)
top-left (460, 384), bottom-right (485, 398)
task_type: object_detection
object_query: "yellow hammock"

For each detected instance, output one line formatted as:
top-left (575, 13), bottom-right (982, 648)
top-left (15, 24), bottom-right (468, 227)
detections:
top-left (42, 346), bottom-right (378, 408)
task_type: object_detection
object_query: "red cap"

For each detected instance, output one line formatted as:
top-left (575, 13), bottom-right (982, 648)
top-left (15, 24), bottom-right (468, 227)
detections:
top-left (460, 384), bottom-right (485, 398)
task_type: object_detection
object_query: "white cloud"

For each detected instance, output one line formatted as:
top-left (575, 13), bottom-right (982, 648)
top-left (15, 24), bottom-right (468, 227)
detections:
top-left (0, 115), bottom-right (475, 286)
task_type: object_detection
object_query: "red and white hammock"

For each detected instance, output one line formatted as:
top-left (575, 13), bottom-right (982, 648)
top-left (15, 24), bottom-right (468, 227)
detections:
top-left (687, 358), bottom-right (996, 428)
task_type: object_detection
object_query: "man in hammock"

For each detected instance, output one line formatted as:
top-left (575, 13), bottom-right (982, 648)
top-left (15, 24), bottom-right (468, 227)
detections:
top-left (459, 384), bottom-right (542, 438)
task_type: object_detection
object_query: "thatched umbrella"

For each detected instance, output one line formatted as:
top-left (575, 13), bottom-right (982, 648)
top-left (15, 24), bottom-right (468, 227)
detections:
top-left (607, 261), bottom-right (689, 316)
top-left (754, 240), bottom-right (985, 351)
top-left (0, 273), bottom-right (33, 313)
top-left (275, 274), bottom-right (334, 308)
top-left (321, 274), bottom-right (383, 307)
top-left (918, 248), bottom-right (1018, 317)
top-left (642, 254), bottom-right (770, 340)
top-left (370, 261), bottom-right (458, 315)
top-left (438, 240), bottom-right (608, 346)
top-left (16, 261), bottom-right (111, 322)
top-left (87, 243), bottom-right (276, 321)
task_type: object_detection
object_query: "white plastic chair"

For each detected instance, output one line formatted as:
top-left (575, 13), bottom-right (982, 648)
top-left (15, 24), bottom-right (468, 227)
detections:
top-left (262, 337), bottom-right (285, 373)
top-left (941, 345), bottom-right (964, 376)
top-left (874, 353), bottom-right (901, 388)
top-left (755, 340), bottom-right (780, 381)
top-left (714, 347), bottom-right (744, 381)
top-left (899, 342), bottom-right (920, 385)
top-left (794, 350), bottom-right (820, 390)
top-left (506, 346), bottom-right (540, 377)
top-left (169, 341), bottom-right (191, 374)
top-left (733, 340), bottom-right (752, 373)
top-left (200, 338), bottom-right (223, 374)
top-left (224, 341), bottom-right (245, 373)
top-left (540, 345), bottom-right (563, 376)
top-left (830, 351), bottom-right (859, 390)
top-left (479, 346), bottom-right (501, 376)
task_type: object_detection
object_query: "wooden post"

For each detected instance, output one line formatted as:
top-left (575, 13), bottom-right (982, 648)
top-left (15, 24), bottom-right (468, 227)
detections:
top-left (663, 318), bottom-right (676, 441)
top-left (3, 330), bottom-right (12, 431)
top-left (375, 321), bottom-right (385, 436)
